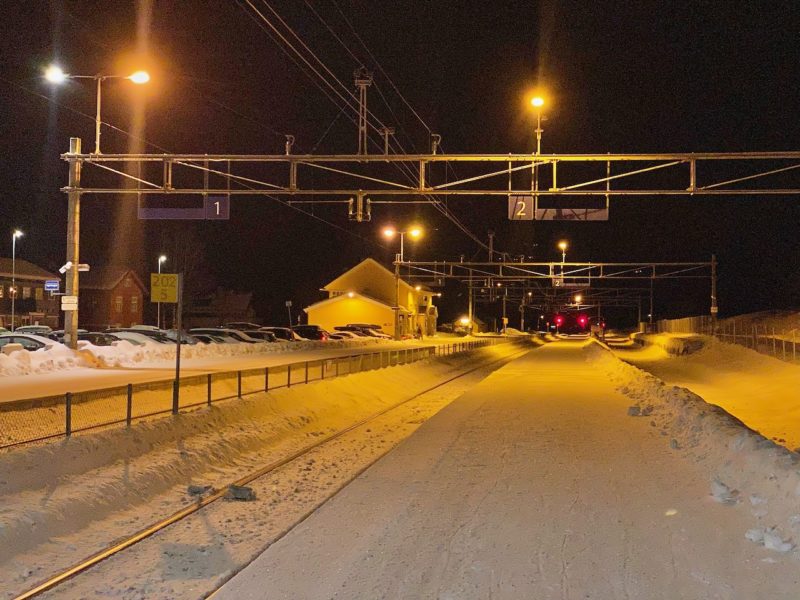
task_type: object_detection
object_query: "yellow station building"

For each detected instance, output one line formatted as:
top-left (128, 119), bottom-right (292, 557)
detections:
top-left (304, 258), bottom-right (438, 337)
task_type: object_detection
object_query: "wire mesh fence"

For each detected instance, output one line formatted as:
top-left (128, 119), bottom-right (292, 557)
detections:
top-left (0, 339), bottom-right (501, 449)
top-left (655, 315), bottom-right (799, 364)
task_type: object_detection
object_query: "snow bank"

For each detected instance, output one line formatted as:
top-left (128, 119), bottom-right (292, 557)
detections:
top-left (0, 341), bottom-right (526, 567)
top-left (586, 341), bottom-right (800, 554)
top-left (0, 344), bottom-right (87, 376)
top-left (631, 332), bottom-right (706, 355)
top-left (0, 338), bottom-right (386, 378)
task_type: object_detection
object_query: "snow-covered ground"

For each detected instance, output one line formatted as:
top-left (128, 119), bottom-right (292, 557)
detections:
top-left (612, 334), bottom-right (800, 449)
top-left (216, 339), bottom-right (800, 599)
top-left (0, 342), bottom-right (525, 599)
top-left (5, 335), bottom-right (799, 598)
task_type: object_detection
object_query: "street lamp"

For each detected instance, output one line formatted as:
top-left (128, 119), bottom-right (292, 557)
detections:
top-left (157, 254), bottom-right (167, 328)
top-left (10, 229), bottom-right (23, 331)
top-left (558, 240), bottom-right (568, 263)
top-left (45, 64), bottom-right (150, 154)
top-left (382, 225), bottom-right (423, 339)
top-left (530, 96), bottom-right (545, 155)
top-left (574, 294), bottom-right (582, 305)
top-left (382, 225), bottom-right (422, 262)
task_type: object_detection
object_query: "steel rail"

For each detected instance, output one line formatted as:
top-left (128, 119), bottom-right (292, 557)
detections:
top-left (12, 340), bottom-right (529, 600)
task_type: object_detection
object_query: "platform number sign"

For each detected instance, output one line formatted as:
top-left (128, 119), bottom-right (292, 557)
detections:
top-left (151, 273), bottom-right (179, 303)
top-left (508, 195), bottom-right (534, 221)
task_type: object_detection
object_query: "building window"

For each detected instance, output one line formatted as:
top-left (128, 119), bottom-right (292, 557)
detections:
top-left (22, 287), bottom-right (31, 299)
top-left (0, 285), bottom-right (4, 298)
top-left (35, 288), bottom-right (44, 301)
top-left (124, 277), bottom-right (132, 288)
top-left (130, 295), bottom-right (139, 314)
top-left (114, 296), bottom-right (123, 313)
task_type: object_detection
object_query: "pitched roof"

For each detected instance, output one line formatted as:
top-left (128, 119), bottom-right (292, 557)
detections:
top-left (81, 266), bottom-right (146, 291)
top-left (0, 258), bottom-right (58, 281)
top-left (324, 258), bottom-right (425, 293)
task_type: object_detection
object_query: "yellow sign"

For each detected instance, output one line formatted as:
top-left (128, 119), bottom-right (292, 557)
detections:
top-left (151, 273), bottom-right (179, 303)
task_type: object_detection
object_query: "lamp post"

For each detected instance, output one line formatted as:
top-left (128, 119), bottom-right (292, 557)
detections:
top-left (45, 65), bottom-right (150, 154)
top-left (10, 229), bottom-right (23, 331)
top-left (530, 96), bottom-right (545, 203)
top-left (382, 225), bottom-right (423, 340)
top-left (558, 240), bottom-right (568, 264)
top-left (157, 254), bottom-right (167, 328)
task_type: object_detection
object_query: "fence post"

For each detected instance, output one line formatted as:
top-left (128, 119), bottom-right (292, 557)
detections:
top-left (172, 380), bottom-right (180, 415)
top-left (208, 373), bottom-right (213, 406)
top-left (335, 358), bottom-right (340, 377)
top-left (65, 392), bottom-right (72, 436)
top-left (782, 332), bottom-right (786, 361)
top-left (772, 327), bottom-right (777, 356)
top-left (794, 330), bottom-right (797, 362)
top-left (126, 384), bottom-right (133, 427)
top-left (733, 320), bottom-right (736, 345)
top-left (237, 371), bottom-right (243, 398)
top-left (288, 364), bottom-right (292, 387)
top-left (321, 360), bottom-right (325, 380)
top-left (753, 325), bottom-right (757, 350)
top-left (305, 361), bottom-right (309, 384)
top-left (264, 367), bottom-right (269, 392)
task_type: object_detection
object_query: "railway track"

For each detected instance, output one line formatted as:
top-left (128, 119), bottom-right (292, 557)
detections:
top-left (13, 342), bottom-right (532, 600)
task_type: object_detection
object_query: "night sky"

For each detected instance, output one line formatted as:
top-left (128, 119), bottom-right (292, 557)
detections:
top-left (1, 1), bottom-right (799, 327)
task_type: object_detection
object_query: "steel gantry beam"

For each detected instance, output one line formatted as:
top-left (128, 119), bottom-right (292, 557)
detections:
top-left (62, 151), bottom-right (800, 198)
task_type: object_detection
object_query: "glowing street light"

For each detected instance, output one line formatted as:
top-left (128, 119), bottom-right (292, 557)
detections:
top-left (558, 240), bottom-right (568, 263)
top-left (382, 225), bottom-right (423, 262)
top-left (44, 64), bottom-right (151, 154)
top-left (382, 225), bottom-right (424, 339)
top-left (574, 294), bottom-right (583, 304)
top-left (10, 229), bottom-right (23, 331)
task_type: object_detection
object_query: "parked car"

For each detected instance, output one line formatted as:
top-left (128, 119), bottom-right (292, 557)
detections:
top-left (225, 322), bottom-right (263, 331)
top-left (13, 325), bottom-right (53, 336)
top-left (163, 329), bottom-right (201, 345)
top-left (48, 329), bottom-right (89, 342)
top-left (329, 330), bottom-right (361, 340)
top-left (193, 333), bottom-right (236, 344)
top-left (345, 324), bottom-right (392, 339)
top-left (0, 333), bottom-right (58, 351)
top-left (189, 328), bottom-right (265, 343)
top-left (106, 328), bottom-right (176, 344)
top-left (79, 332), bottom-right (120, 346)
top-left (260, 327), bottom-right (304, 342)
top-left (333, 326), bottom-right (371, 337)
top-left (242, 330), bottom-right (277, 342)
top-left (293, 325), bottom-right (330, 341)
top-left (105, 331), bottom-right (162, 346)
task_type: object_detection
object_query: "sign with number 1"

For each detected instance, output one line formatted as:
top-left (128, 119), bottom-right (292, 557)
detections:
top-left (205, 195), bottom-right (230, 220)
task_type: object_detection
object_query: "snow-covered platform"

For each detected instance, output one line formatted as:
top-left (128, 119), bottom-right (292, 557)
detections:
top-left (215, 338), bottom-right (798, 599)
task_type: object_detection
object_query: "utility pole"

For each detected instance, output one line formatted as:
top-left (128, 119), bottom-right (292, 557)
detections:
top-left (379, 126), bottom-right (395, 155)
top-left (711, 253), bottom-right (718, 334)
top-left (64, 137), bottom-right (82, 349)
top-left (488, 230), bottom-right (495, 262)
top-left (468, 269), bottom-right (474, 334)
top-left (354, 68), bottom-right (373, 155)
top-left (394, 257), bottom-right (401, 339)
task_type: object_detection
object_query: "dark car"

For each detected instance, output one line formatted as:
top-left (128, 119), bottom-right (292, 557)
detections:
top-left (243, 330), bottom-right (277, 342)
top-left (333, 326), bottom-right (371, 337)
top-left (293, 325), bottom-right (330, 341)
top-left (0, 333), bottom-right (57, 351)
top-left (106, 328), bottom-right (177, 344)
top-left (260, 327), bottom-right (304, 342)
top-left (225, 322), bottom-right (263, 331)
top-left (79, 332), bottom-right (120, 346)
top-left (189, 328), bottom-right (265, 343)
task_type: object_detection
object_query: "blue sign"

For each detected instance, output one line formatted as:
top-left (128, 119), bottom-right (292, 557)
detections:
top-left (137, 195), bottom-right (230, 220)
top-left (44, 279), bottom-right (60, 292)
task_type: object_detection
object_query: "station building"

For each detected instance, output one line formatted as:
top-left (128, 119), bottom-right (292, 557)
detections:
top-left (0, 258), bottom-right (59, 329)
top-left (304, 258), bottom-right (438, 337)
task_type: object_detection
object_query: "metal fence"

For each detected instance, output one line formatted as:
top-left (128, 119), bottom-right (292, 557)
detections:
top-left (655, 315), bottom-right (799, 363)
top-left (0, 339), bottom-right (501, 449)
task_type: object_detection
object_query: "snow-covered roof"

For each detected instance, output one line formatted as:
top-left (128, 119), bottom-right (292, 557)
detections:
top-left (81, 266), bottom-right (146, 292)
top-left (324, 258), bottom-right (423, 294)
top-left (0, 258), bottom-right (58, 282)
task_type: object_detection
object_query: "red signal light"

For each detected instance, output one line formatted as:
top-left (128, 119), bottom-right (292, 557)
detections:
top-left (555, 315), bottom-right (564, 325)
top-left (578, 315), bottom-right (588, 327)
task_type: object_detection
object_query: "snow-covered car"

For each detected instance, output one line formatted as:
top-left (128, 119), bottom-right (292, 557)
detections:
top-left (0, 333), bottom-right (58, 351)
top-left (106, 328), bottom-right (176, 344)
top-left (189, 328), bottom-right (265, 343)
top-left (329, 330), bottom-right (362, 340)
top-left (104, 331), bottom-right (161, 346)
top-left (193, 333), bottom-right (237, 344)
top-left (13, 325), bottom-right (53, 336)
top-left (260, 327), bottom-right (304, 342)
top-left (242, 330), bottom-right (278, 342)
top-left (225, 322), bottom-right (263, 331)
